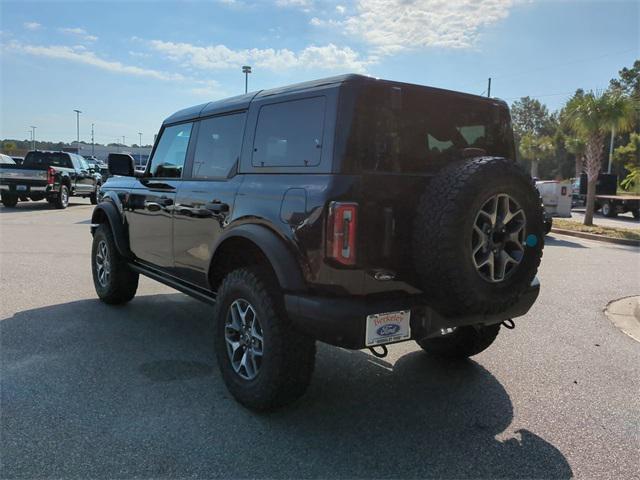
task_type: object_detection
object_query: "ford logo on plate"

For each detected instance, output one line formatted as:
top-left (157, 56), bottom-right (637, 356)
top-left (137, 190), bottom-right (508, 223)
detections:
top-left (376, 324), bottom-right (400, 336)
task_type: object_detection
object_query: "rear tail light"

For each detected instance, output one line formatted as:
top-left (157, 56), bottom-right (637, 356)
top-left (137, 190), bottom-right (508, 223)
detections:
top-left (327, 202), bottom-right (358, 266)
top-left (46, 167), bottom-right (55, 185)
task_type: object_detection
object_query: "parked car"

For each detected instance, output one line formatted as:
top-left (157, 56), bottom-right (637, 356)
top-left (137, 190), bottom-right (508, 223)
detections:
top-left (85, 156), bottom-right (110, 181)
top-left (0, 150), bottom-right (101, 208)
top-left (0, 154), bottom-right (16, 165)
top-left (91, 74), bottom-right (544, 411)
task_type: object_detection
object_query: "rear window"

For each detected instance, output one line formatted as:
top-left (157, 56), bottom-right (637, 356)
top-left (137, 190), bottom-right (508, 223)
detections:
top-left (252, 96), bottom-right (326, 167)
top-left (23, 152), bottom-right (72, 168)
top-left (340, 84), bottom-right (515, 173)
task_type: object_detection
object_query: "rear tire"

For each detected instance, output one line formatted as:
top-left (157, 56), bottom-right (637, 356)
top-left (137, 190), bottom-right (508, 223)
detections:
top-left (601, 201), bottom-right (616, 218)
top-left (633, 209), bottom-right (640, 220)
top-left (417, 324), bottom-right (501, 359)
top-left (1, 193), bottom-right (18, 207)
top-left (213, 268), bottom-right (316, 411)
top-left (91, 224), bottom-right (139, 304)
top-left (54, 185), bottom-right (69, 209)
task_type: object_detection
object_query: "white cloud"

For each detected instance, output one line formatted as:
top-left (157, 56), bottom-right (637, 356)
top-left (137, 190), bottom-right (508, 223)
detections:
top-left (4, 41), bottom-right (184, 81)
top-left (24, 22), bottom-right (41, 31)
top-left (59, 27), bottom-right (98, 42)
top-left (148, 39), bottom-right (370, 72)
top-left (335, 5), bottom-right (346, 14)
top-left (315, 0), bottom-right (517, 52)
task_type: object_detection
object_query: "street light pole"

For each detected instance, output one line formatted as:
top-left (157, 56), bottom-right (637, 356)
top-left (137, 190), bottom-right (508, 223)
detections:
top-left (73, 109), bottom-right (82, 153)
top-left (242, 65), bottom-right (252, 94)
top-left (122, 136), bottom-right (126, 147)
top-left (138, 132), bottom-right (143, 165)
top-left (91, 123), bottom-right (95, 156)
top-left (29, 126), bottom-right (37, 150)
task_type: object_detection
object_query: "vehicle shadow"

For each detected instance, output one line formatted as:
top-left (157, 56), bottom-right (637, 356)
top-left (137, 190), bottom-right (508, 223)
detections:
top-left (0, 200), bottom-right (90, 213)
top-left (0, 294), bottom-right (572, 479)
top-left (545, 235), bottom-right (588, 248)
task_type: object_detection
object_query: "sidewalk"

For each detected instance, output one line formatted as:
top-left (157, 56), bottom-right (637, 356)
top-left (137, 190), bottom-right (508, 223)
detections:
top-left (605, 296), bottom-right (640, 342)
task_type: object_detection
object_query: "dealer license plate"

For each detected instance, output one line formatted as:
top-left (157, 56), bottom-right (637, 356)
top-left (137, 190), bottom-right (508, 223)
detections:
top-left (16, 185), bottom-right (27, 191)
top-left (365, 310), bottom-right (411, 346)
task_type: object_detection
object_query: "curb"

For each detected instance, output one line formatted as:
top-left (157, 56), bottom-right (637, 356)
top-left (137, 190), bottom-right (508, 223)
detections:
top-left (604, 296), bottom-right (640, 343)
top-left (550, 228), bottom-right (640, 247)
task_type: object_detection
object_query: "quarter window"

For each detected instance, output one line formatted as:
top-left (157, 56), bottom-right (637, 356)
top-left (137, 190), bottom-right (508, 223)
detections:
top-left (252, 96), bottom-right (326, 167)
top-left (192, 113), bottom-right (245, 179)
top-left (148, 123), bottom-right (193, 178)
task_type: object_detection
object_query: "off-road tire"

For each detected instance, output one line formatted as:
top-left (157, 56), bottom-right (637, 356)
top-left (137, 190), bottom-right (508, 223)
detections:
top-left (632, 209), bottom-right (640, 220)
top-left (54, 185), bottom-right (70, 209)
top-left (1, 193), bottom-right (18, 208)
top-left (413, 157), bottom-right (544, 316)
top-left (213, 268), bottom-right (316, 411)
top-left (91, 224), bottom-right (139, 304)
top-left (417, 324), bottom-right (501, 359)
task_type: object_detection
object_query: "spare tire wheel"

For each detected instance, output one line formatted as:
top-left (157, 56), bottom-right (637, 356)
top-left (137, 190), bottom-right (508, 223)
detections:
top-left (413, 156), bottom-right (544, 316)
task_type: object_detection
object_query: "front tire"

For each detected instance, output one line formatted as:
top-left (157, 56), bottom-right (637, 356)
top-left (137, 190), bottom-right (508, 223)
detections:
top-left (91, 224), bottom-right (139, 304)
top-left (90, 186), bottom-right (99, 205)
top-left (417, 324), bottom-right (501, 359)
top-left (213, 268), bottom-right (316, 411)
top-left (1, 192), bottom-right (18, 207)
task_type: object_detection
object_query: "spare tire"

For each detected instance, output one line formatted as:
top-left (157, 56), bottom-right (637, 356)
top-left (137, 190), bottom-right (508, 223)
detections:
top-left (413, 157), bottom-right (544, 316)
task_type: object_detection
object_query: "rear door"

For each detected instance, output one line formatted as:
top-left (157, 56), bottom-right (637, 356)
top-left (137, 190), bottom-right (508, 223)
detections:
top-left (173, 112), bottom-right (247, 287)
top-left (127, 122), bottom-right (193, 269)
top-left (73, 155), bottom-right (95, 193)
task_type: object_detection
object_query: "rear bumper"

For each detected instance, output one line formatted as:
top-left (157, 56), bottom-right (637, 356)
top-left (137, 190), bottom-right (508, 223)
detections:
top-left (0, 184), bottom-right (49, 194)
top-left (285, 278), bottom-right (540, 349)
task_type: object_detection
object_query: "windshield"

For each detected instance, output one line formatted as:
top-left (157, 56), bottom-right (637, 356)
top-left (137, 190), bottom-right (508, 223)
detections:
top-left (23, 152), bottom-right (72, 168)
top-left (340, 83), bottom-right (515, 173)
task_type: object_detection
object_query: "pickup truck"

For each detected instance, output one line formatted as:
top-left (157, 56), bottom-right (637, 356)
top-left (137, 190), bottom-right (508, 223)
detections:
top-left (0, 150), bottom-right (101, 208)
top-left (573, 174), bottom-right (640, 218)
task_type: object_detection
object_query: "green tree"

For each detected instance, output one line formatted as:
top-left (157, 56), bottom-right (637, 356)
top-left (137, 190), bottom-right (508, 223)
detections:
top-left (609, 60), bottom-right (640, 98)
top-left (565, 90), bottom-right (637, 225)
top-left (519, 133), bottom-right (555, 178)
top-left (510, 96), bottom-right (554, 141)
top-left (1, 141), bottom-right (17, 154)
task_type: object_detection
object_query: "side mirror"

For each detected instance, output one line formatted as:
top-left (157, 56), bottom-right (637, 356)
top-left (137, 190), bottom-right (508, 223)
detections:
top-left (107, 153), bottom-right (135, 177)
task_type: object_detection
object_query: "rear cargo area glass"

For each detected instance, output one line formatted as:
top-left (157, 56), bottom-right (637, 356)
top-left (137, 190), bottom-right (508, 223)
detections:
top-left (23, 152), bottom-right (71, 168)
top-left (342, 84), bottom-right (515, 173)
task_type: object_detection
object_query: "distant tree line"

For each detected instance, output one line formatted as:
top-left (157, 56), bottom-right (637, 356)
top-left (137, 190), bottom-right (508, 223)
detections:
top-left (1, 139), bottom-right (152, 155)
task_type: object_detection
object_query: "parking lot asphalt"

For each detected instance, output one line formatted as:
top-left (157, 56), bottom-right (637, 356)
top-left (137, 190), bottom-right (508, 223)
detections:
top-left (1, 199), bottom-right (639, 479)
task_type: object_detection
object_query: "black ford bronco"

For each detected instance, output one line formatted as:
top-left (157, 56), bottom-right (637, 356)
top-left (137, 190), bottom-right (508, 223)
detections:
top-left (90, 74), bottom-right (544, 411)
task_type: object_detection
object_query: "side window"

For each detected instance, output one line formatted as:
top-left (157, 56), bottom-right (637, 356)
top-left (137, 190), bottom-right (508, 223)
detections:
top-left (252, 96), bottom-right (326, 167)
top-left (148, 123), bottom-right (193, 178)
top-left (192, 113), bottom-right (245, 179)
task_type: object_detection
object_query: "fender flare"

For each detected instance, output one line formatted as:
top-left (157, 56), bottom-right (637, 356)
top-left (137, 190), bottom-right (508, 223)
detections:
top-left (91, 199), bottom-right (132, 258)
top-left (211, 224), bottom-right (306, 292)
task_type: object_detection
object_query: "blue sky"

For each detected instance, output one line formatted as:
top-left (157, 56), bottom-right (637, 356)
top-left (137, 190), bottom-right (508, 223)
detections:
top-left (1, 0), bottom-right (637, 145)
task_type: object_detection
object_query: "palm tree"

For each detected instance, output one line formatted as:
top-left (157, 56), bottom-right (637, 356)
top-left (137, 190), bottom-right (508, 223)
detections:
top-left (519, 133), bottom-right (555, 178)
top-left (565, 90), bottom-right (637, 225)
top-left (565, 136), bottom-right (586, 178)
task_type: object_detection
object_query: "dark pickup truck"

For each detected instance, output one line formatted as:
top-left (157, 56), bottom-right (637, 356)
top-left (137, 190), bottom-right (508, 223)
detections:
top-left (91, 74), bottom-right (544, 411)
top-left (0, 150), bottom-right (102, 208)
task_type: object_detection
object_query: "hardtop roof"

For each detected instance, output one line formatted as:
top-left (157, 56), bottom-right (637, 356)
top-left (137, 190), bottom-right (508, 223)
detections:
top-left (162, 73), bottom-right (507, 125)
